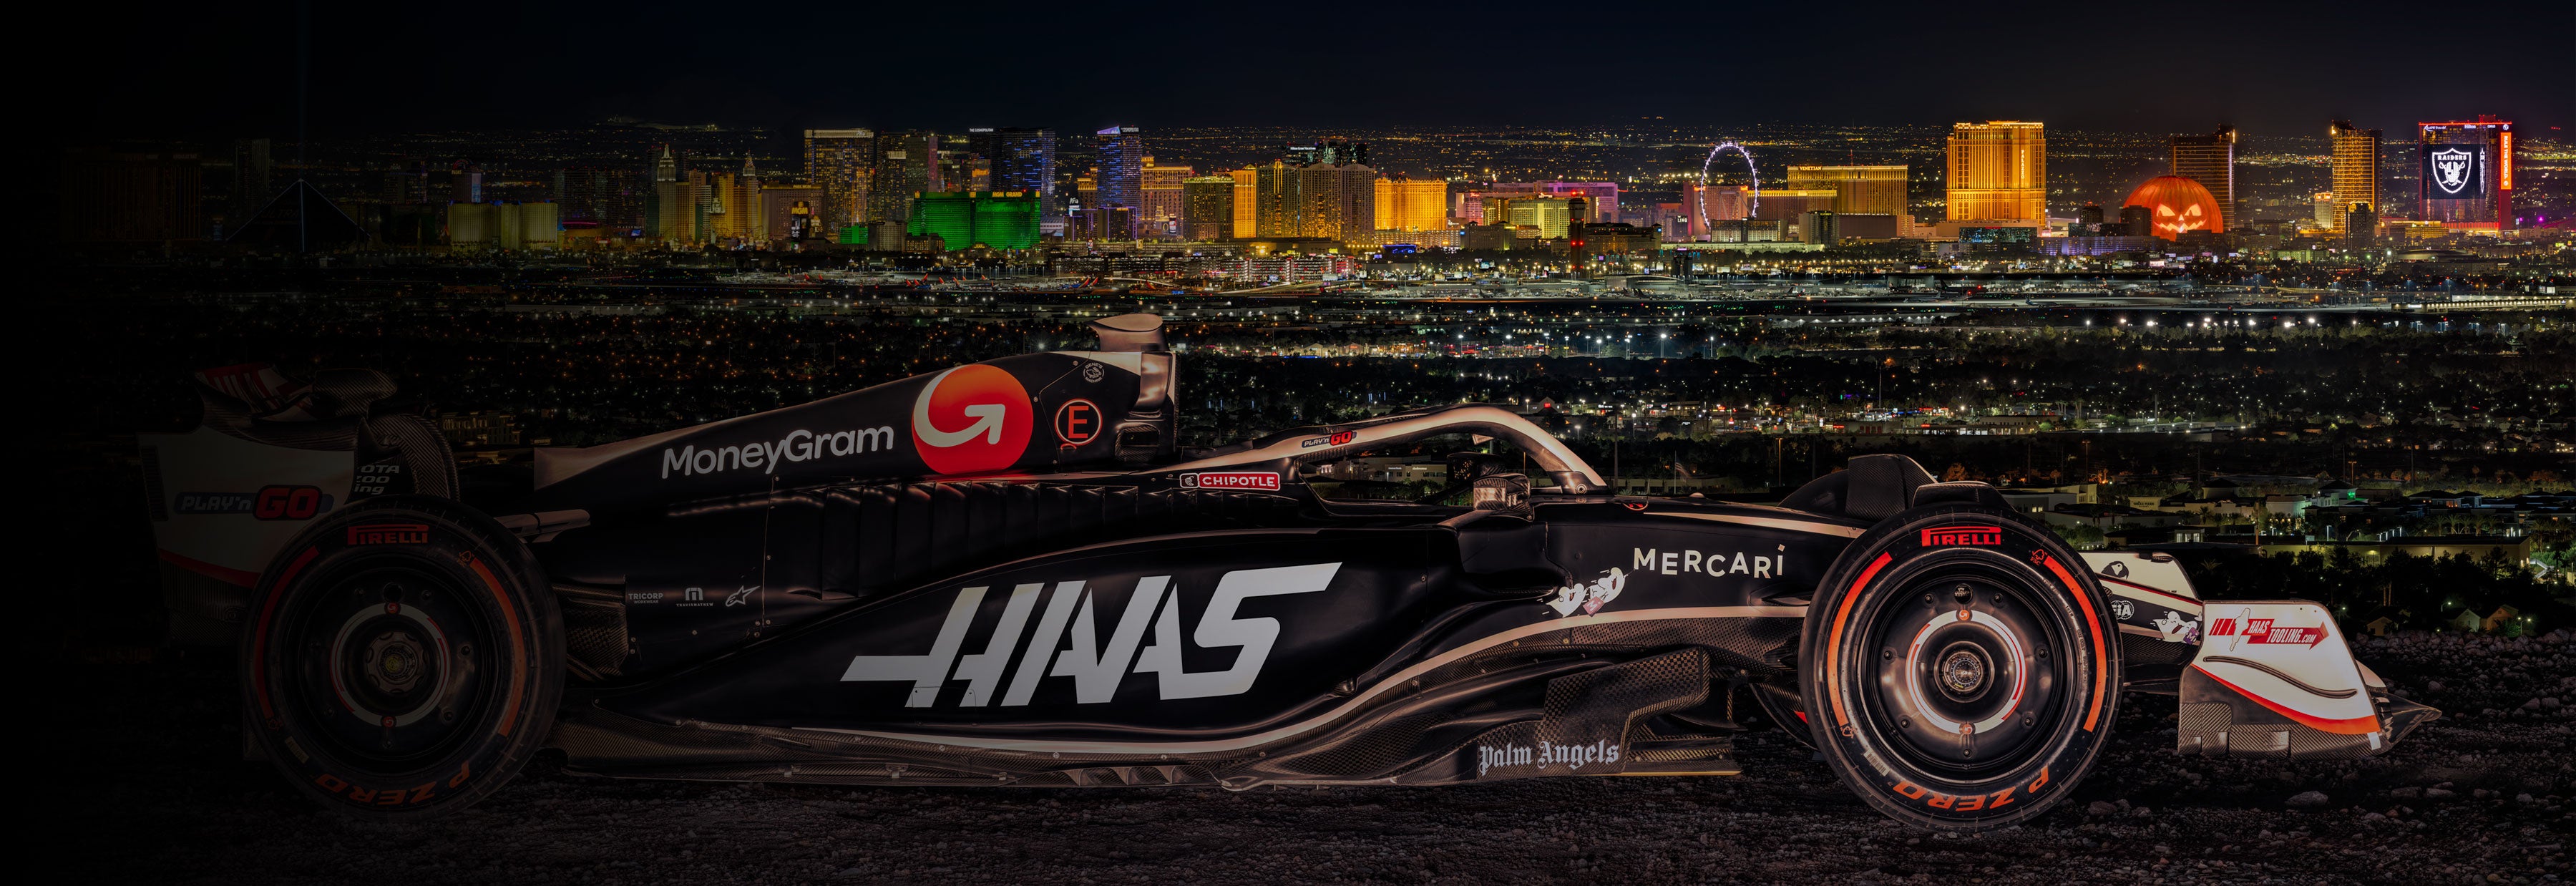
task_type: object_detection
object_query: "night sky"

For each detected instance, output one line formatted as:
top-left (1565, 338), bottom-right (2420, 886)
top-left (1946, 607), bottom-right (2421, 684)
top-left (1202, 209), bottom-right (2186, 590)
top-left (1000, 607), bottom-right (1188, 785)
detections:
top-left (53, 1), bottom-right (2575, 141)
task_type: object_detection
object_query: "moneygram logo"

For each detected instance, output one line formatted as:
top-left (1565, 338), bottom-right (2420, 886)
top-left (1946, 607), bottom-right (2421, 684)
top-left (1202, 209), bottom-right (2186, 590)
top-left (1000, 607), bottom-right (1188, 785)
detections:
top-left (659, 425), bottom-right (895, 479)
top-left (912, 364), bottom-right (1033, 475)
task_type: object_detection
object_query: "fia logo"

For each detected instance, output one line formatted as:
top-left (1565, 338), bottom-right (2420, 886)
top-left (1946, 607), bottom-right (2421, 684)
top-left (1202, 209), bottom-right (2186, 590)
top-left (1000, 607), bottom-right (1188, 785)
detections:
top-left (911, 365), bottom-right (1033, 474)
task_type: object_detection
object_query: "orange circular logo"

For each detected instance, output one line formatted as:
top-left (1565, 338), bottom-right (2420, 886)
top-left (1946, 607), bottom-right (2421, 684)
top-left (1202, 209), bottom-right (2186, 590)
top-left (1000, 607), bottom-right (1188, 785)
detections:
top-left (910, 365), bottom-right (1033, 475)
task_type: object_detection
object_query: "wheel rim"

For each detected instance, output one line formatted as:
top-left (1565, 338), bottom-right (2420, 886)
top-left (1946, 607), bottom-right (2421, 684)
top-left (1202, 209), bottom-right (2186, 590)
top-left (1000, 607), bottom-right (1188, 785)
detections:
top-left (285, 562), bottom-right (492, 770)
top-left (1862, 565), bottom-right (2069, 779)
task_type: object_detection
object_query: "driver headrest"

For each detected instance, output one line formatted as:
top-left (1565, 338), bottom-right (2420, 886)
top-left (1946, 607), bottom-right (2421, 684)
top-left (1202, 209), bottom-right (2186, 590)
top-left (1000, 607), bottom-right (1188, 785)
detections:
top-left (1781, 454), bottom-right (1938, 522)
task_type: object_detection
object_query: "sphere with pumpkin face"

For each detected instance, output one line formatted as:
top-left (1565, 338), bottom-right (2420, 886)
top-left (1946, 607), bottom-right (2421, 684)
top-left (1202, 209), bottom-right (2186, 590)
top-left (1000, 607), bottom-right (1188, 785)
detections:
top-left (2122, 175), bottom-right (2225, 239)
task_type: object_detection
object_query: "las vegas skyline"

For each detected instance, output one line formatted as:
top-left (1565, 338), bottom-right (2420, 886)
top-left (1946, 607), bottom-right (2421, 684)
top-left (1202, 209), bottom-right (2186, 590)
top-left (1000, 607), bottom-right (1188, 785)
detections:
top-left (48, 0), bottom-right (2575, 142)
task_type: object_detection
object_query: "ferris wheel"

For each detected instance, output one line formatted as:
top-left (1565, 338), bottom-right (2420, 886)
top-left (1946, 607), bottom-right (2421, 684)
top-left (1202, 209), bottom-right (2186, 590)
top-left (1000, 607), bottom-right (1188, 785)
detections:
top-left (1696, 141), bottom-right (1759, 237)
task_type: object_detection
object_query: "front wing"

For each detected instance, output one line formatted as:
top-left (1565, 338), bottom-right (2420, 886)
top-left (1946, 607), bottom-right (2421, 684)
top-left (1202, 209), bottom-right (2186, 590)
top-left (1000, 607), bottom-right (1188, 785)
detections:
top-left (2080, 552), bottom-right (2438, 760)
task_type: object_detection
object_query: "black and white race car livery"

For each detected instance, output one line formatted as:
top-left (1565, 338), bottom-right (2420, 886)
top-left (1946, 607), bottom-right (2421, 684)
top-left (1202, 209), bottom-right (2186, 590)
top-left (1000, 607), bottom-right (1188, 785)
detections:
top-left (145, 314), bottom-right (2438, 830)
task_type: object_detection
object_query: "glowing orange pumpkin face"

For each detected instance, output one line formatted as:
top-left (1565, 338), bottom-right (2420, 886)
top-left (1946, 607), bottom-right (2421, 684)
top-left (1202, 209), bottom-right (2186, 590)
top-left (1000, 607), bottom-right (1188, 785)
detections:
top-left (2122, 175), bottom-right (2225, 240)
top-left (2153, 203), bottom-right (2207, 237)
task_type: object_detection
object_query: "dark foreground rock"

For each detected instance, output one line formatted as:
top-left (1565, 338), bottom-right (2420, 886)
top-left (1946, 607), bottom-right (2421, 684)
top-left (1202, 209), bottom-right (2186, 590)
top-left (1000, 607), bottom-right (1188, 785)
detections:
top-left (36, 631), bottom-right (2573, 885)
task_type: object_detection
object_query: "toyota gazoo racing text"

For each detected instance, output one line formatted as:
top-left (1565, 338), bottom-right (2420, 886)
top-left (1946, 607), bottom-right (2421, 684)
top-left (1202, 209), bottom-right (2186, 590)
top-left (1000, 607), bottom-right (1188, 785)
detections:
top-left (145, 313), bottom-right (2438, 829)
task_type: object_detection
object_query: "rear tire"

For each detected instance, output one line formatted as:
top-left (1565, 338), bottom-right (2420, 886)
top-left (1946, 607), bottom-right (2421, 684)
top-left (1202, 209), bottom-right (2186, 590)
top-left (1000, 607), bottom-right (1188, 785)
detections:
top-left (239, 495), bottom-right (562, 819)
top-left (1800, 504), bottom-right (2118, 830)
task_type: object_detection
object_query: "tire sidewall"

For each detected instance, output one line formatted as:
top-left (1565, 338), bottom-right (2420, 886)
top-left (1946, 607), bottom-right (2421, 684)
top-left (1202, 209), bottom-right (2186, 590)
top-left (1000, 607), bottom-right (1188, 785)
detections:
top-left (239, 495), bottom-right (561, 819)
top-left (1800, 504), bottom-right (2119, 829)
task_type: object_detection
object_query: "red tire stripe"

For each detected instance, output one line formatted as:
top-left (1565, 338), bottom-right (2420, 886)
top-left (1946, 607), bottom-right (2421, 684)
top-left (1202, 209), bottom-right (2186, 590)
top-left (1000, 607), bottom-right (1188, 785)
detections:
top-left (466, 555), bottom-right (527, 737)
top-left (2041, 555), bottom-right (2108, 732)
top-left (157, 549), bottom-right (260, 587)
top-left (1828, 552), bottom-right (1894, 727)
top-left (2192, 665), bottom-right (2380, 735)
top-left (250, 546), bottom-right (321, 721)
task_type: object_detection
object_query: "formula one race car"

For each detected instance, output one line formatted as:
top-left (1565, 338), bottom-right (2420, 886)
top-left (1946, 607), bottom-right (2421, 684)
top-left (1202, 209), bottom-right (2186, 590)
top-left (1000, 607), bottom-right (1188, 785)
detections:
top-left (144, 314), bottom-right (2438, 830)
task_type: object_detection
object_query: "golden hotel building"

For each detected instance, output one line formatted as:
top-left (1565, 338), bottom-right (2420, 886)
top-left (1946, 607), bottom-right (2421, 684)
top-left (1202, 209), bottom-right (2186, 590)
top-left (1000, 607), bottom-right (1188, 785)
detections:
top-left (1782, 165), bottom-right (1908, 216)
top-left (1946, 121), bottom-right (2046, 223)
top-left (1373, 176), bottom-right (1450, 232)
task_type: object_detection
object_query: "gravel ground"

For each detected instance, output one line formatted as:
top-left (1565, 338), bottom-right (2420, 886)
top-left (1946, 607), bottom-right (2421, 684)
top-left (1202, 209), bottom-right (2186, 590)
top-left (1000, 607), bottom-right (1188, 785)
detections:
top-left (39, 631), bottom-right (2574, 885)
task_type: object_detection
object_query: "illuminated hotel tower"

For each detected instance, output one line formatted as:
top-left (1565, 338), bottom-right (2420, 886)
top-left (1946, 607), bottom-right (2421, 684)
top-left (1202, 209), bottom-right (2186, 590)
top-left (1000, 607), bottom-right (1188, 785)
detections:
top-left (2416, 117), bottom-right (2513, 229)
top-left (1782, 165), bottom-right (1908, 216)
top-left (1140, 157), bottom-right (1191, 238)
top-left (2168, 125), bottom-right (2235, 230)
top-left (1181, 176), bottom-right (1236, 241)
top-left (1945, 121), bottom-right (2046, 222)
top-left (967, 127), bottom-right (1055, 201)
top-left (1373, 175), bottom-right (1450, 231)
top-left (803, 129), bottom-right (874, 236)
top-left (2327, 121), bottom-right (2380, 235)
top-left (1228, 167), bottom-right (1257, 238)
top-left (869, 131), bottom-right (940, 225)
top-left (1094, 127), bottom-right (1146, 238)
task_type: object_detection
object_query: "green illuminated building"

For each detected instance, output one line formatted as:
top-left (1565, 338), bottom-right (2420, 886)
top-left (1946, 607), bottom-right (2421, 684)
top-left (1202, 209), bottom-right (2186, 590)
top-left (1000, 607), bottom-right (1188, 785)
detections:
top-left (904, 191), bottom-right (1043, 250)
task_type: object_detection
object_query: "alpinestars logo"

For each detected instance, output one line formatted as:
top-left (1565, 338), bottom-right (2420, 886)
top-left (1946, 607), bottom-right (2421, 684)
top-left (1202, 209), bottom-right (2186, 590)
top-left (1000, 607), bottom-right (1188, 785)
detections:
top-left (1922, 526), bottom-right (2003, 547)
top-left (2431, 148), bottom-right (2474, 195)
top-left (841, 563), bottom-right (1340, 706)
top-left (2152, 611), bottom-right (2202, 644)
top-left (912, 364), bottom-right (1033, 474)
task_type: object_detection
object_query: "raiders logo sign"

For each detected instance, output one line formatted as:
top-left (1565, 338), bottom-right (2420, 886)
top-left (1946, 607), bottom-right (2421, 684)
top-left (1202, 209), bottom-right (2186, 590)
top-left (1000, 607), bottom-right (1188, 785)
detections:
top-left (2426, 147), bottom-right (2481, 198)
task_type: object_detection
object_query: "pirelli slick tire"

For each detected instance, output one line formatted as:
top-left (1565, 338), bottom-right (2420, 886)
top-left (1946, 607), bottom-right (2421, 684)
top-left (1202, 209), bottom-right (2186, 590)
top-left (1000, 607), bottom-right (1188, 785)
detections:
top-left (240, 495), bottom-right (562, 819)
top-left (1800, 505), bottom-right (2119, 831)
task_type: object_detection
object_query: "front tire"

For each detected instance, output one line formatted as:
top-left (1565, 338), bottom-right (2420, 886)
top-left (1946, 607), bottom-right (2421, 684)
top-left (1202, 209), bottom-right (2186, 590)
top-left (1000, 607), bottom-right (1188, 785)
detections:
top-left (1800, 504), bottom-right (2118, 830)
top-left (240, 496), bottom-right (562, 819)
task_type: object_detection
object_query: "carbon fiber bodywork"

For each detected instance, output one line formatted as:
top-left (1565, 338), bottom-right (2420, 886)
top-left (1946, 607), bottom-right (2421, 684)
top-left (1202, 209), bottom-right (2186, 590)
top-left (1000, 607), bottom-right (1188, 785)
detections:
top-left (196, 315), bottom-right (2432, 819)
top-left (537, 480), bottom-right (1841, 787)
